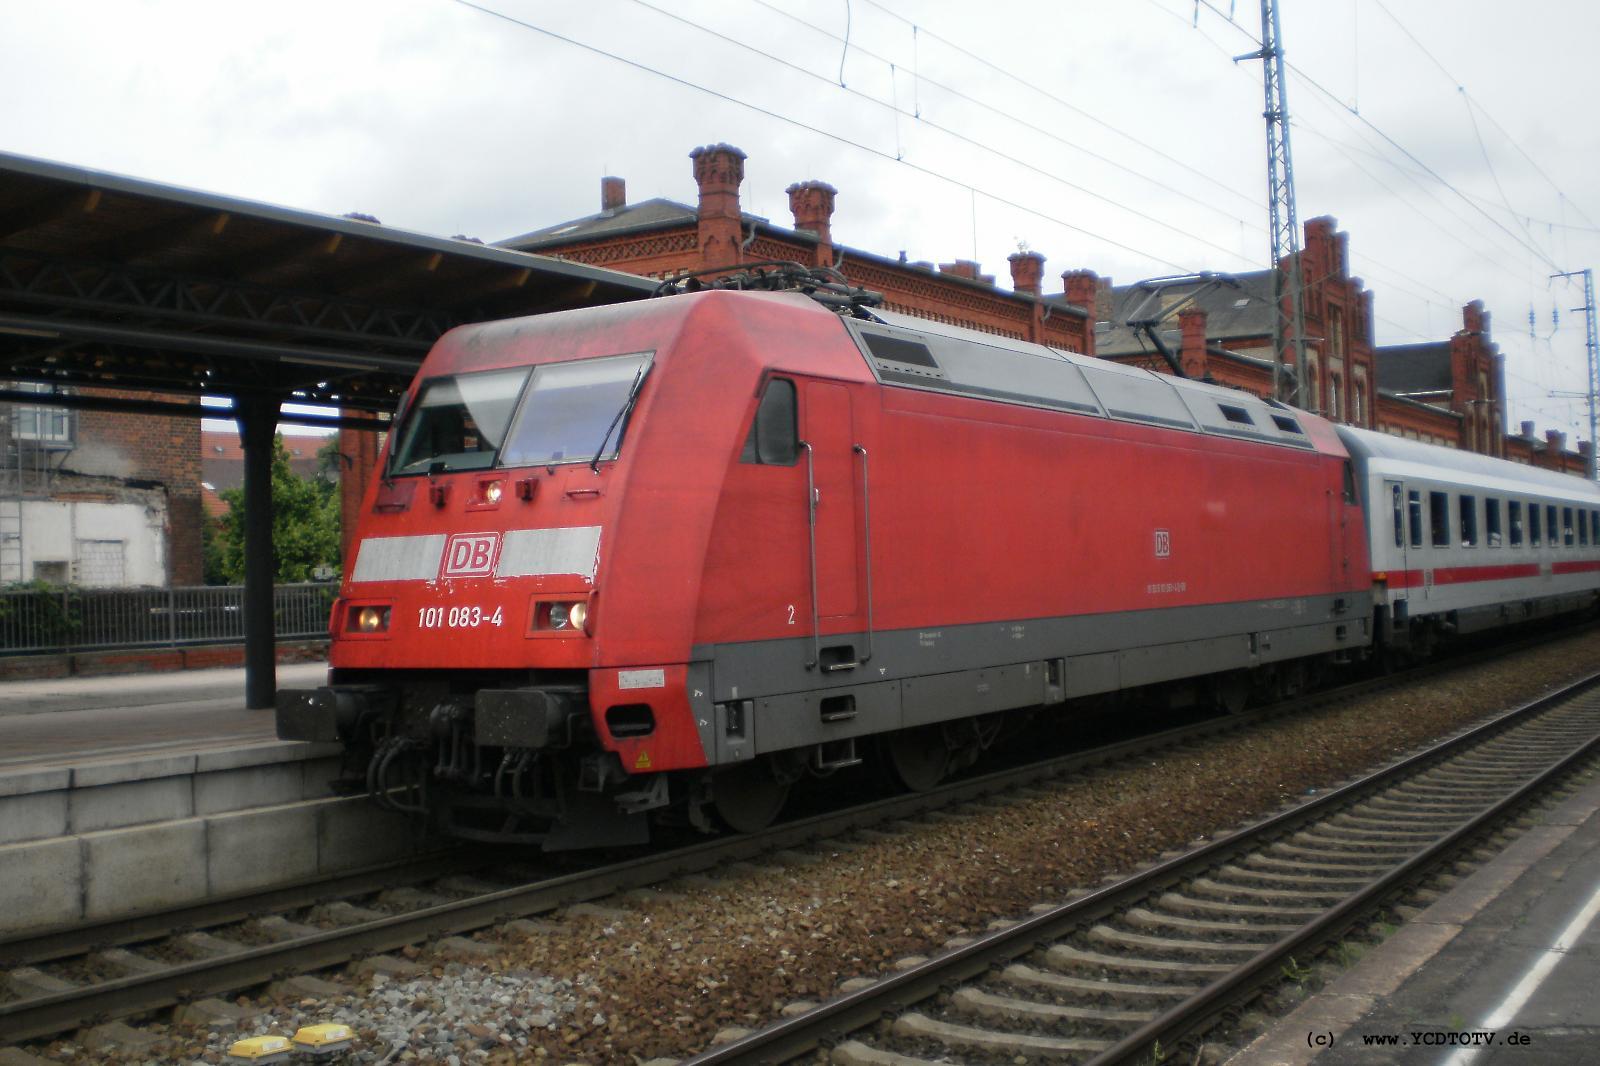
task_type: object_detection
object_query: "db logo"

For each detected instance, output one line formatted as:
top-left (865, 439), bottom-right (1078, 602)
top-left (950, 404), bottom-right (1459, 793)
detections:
top-left (1153, 529), bottom-right (1171, 558)
top-left (441, 533), bottom-right (501, 578)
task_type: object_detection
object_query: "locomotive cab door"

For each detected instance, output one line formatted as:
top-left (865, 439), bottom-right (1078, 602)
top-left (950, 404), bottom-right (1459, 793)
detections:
top-left (800, 380), bottom-right (871, 673)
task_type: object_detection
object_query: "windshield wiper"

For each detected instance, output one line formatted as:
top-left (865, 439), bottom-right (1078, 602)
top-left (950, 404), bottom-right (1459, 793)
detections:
top-left (589, 364), bottom-right (650, 473)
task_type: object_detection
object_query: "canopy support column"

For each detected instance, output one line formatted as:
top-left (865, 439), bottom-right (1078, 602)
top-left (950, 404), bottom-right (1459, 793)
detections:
top-left (238, 393), bottom-right (282, 710)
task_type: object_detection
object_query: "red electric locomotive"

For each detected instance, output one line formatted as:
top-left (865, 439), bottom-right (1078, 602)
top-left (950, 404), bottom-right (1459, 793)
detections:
top-left (278, 277), bottom-right (1373, 847)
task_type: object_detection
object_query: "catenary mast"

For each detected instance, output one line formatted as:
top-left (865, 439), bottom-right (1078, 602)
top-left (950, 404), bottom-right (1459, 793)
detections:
top-left (1238, 0), bottom-right (1308, 407)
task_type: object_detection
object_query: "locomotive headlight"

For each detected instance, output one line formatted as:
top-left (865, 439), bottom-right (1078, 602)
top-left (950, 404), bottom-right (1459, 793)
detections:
top-left (483, 480), bottom-right (504, 505)
top-left (540, 600), bottom-right (589, 633)
top-left (355, 606), bottom-right (390, 632)
top-left (549, 601), bottom-right (585, 630)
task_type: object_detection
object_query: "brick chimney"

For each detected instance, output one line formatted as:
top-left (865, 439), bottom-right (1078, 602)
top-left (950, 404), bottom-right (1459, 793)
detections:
top-left (1304, 216), bottom-right (1337, 278)
top-left (939, 260), bottom-right (981, 281)
top-left (1521, 420), bottom-right (1537, 440)
top-left (1179, 308), bottom-right (1210, 380)
top-left (1061, 269), bottom-right (1099, 311)
top-left (786, 180), bottom-right (836, 268)
top-left (601, 176), bottom-right (626, 212)
top-left (1007, 251), bottom-right (1045, 296)
top-left (1547, 429), bottom-right (1566, 452)
top-left (690, 143), bottom-right (747, 272)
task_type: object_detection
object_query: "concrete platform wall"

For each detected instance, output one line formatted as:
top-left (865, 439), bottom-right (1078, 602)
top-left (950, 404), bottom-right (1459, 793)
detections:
top-left (0, 741), bottom-right (423, 936)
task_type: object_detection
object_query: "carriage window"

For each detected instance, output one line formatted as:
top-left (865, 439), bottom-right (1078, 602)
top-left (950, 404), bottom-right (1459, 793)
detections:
top-left (1564, 506), bottom-right (1576, 546)
top-left (1485, 498), bottom-right (1502, 547)
top-left (1391, 485), bottom-right (1403, 548)
top-left (1582, 509), bottom-right (1591, 546)
top-left (740, 377), bottom-right (798, 466)
top-left (1408, 490), bottom-right (1423, 548)
top-left (1530, 502), bottom-right (1542, 546)
top-left (1430, 491), bottom-right (1450, 547)
top-left (1593, 511), bottom-right (1599, 545)
top-left (1459, 494), bottom-right (1477, 547)
top-left (1549, 506), bottom-right (1560, 546)
top-left (1509, 501), bottom-right (1523, 546)
top-left (390, 367), bottom-right (530, 475)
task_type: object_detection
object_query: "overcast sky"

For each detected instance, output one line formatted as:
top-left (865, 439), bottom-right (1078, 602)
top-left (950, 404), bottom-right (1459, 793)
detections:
top-left (4, 0), bottom-right (1596, 440)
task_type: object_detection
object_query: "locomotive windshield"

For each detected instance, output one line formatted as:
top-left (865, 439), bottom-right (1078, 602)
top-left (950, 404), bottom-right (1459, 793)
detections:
top-left (499, 351), bottom-right (652, 467)
top-left (390, 367), bottom-right (528, 475)
top-left (388, 352), bottom-right (653, 475)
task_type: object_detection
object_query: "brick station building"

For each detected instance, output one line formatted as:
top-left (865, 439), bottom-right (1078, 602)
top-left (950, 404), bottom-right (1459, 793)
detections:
top-left (506, 144), bottom-right (1586, 475)
top-left (1083, 217), bottom-right (1584, 473)
top-left (501, 143), bottom-right (1097, 355)
top-left (0, 386), bottom-right (202, 586)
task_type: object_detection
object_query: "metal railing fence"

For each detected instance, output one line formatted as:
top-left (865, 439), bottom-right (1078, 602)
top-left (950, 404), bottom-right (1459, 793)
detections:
top-left (0, 583), bottom-right (335, 656)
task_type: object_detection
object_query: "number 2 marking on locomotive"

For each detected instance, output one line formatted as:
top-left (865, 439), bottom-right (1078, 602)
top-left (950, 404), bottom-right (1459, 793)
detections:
top-left (786, 604), bottom-right (796, 625)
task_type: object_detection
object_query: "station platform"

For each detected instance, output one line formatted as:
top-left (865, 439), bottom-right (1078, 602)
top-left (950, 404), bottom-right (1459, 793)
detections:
top-left (0, 659), bottom-right (431, 937)
top-left (0, 661), bottom-right (327, 767)
top-left (1228, 767), bottom-right (1600, 1065)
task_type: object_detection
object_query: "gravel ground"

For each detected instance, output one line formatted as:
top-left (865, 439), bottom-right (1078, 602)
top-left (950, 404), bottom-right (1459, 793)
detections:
top-left (23, 631), bottom-right (1600, 1065)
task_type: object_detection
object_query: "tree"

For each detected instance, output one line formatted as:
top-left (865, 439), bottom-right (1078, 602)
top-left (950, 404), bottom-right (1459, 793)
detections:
top-left (211, 434), bottom-right (342, 584)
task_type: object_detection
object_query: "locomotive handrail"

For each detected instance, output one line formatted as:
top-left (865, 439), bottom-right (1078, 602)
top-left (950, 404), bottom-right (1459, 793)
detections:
top-left (802, 441), bottom-right (820, 671)
top-left (855, 443), bottom-right (875, 666)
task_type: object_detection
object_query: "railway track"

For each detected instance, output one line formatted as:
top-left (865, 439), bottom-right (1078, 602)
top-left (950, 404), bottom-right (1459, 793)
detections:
top-left (0, 637), bottom-right (1587, 1049)
top-left (685, 670), bottom-right (1600, 1065)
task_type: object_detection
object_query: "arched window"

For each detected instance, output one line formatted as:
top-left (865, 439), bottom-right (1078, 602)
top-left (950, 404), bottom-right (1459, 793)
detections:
top-left (1303, 354), bottom-right (1320, 411)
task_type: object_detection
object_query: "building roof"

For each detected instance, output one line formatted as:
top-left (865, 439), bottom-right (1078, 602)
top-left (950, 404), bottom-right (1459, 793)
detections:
top-left (1085, 271), bottom-right (1278, 358)
top-left (502, 198), bottom-right (779, 251)
top-left (502, 195), bottom-right (1093, 320)
top-left (1375, 342), bottom-right (1453, 396)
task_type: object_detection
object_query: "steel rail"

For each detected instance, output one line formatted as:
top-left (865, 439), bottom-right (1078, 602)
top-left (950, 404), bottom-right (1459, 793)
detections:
top-left (1086, 707), bottom-right (1600, 1065)
top-left (0, 664), bottom-right (1421, 1043)
top-left (682, 668), bottom-right (1600, 1065)
top-left (0, 706), bottom-right (1250, 1043)
top-left (0, 633), bottom-right (1583, 1043)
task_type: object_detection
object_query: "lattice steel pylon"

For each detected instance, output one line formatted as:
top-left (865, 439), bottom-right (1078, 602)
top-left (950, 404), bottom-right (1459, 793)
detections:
top-left (1237, 0), bottom-right (1308, 406)
top-left (1552, 268), bottom-right (1599, 480)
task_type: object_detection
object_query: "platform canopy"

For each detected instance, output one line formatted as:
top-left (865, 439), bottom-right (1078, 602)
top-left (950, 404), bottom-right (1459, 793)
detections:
top-left (0, 150), bottom-right (655, 416)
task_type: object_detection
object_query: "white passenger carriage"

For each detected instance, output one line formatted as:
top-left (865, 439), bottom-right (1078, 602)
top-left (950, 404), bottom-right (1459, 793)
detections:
top-left (1338, 426), bottom-right (1600, 650)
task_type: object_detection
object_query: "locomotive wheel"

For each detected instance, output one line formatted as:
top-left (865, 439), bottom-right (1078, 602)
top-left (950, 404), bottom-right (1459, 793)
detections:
top-left (711, 759), bottom-right (790, 834)
top-left (883, 725), bottom-right (950, 792)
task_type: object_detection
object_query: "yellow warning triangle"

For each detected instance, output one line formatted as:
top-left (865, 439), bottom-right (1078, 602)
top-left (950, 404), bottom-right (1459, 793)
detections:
top-left (634, 751), bottom-right (652, 770)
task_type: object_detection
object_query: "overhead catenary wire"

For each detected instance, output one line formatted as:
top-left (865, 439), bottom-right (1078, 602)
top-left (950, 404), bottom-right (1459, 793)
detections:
top-left (1288, 97), bottom-right (1542, 286)
top-left (777, 0), bottom-right (1476, 342)
top-left (620, 0), bottom-right (1258, 268)
top-left (447, 0), bottom-right (1201, 273)
top-left (1367, 0), bottom-right (1599, 232)
top-left (860, 0), bottom-right (1263, 210)
top-left (1143, 0), bottom-right (1492, 319)
top-left (1188, 0), bottom-right (1563, 273)
top-left (746, 0), bottom-right (1266, 232)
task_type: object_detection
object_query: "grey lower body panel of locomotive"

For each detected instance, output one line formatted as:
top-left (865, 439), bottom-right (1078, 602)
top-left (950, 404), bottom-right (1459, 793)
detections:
top-left (689, 590), bottom-right (1372, 768)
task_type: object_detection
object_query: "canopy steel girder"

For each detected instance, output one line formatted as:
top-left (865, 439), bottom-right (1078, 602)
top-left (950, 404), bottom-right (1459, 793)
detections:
top-left (0, 245), bottom-right (452, 351)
